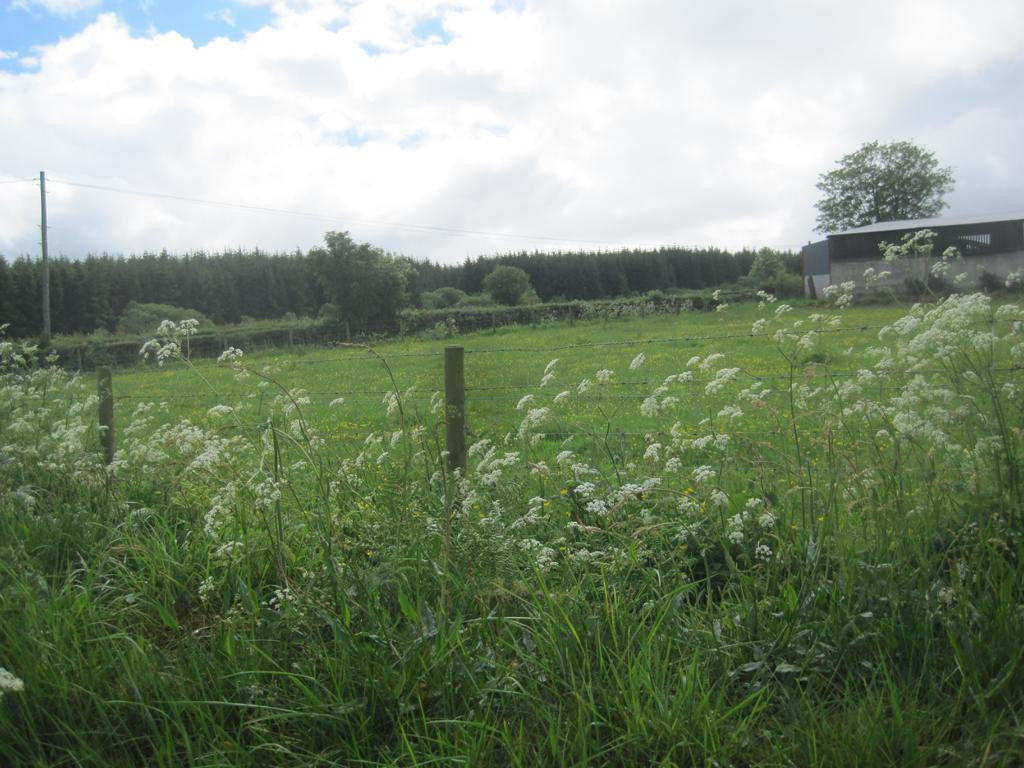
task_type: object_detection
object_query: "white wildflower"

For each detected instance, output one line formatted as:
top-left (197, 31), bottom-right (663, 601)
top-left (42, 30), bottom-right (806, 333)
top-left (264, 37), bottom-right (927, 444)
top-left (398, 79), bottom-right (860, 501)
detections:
top-left (693, 465), bottom-right (716, 484)
top-left (0, 667), bottom-right (25, 699)
top-left (574, 481), bottom-right (596, 498)
top-left (640, 396), bottom-right (659, 417)
top-left (704, 367), bottom-right (741, 395)
top-left (217, 347), bottom-right (244, 363)
top-left (517, 407), bottom-right (549, 439)
top-left (709, 488), bottom-right (729, 508)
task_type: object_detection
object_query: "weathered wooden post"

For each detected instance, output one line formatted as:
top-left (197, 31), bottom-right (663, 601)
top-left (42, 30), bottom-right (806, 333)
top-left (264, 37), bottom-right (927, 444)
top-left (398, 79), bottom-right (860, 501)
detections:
top-left (444, 345), bottom-right (466, 473)
top-left (97, 366), bottom-right (115, 465)
top-left (344, 321), bottom-right (351, 343)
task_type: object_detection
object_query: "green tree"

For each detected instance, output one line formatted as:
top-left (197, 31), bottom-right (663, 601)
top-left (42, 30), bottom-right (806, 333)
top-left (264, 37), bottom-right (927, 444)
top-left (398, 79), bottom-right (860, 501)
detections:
top-left (310, 231), bottom-right (409, 332)
top-left (482, 265), bottom-right (532, 306)
top-left (420, 286), bottom-right (466, 309)
top-left (743, 248), bottom-right (803, 296)
top-left (814, 140), bottom-right (955, 233)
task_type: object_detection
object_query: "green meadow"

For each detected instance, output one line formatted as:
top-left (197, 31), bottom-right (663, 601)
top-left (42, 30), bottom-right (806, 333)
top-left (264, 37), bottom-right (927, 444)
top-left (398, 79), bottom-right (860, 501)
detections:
top-left (110, 301), bottom-right (909, 446)
top-left (1, 295), bottom-right (1022, 766)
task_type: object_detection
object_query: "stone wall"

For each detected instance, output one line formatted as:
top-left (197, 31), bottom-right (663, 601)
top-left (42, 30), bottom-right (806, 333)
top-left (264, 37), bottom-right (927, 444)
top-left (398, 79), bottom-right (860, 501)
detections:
top-left (829, 250), bottom-right (1024, 292)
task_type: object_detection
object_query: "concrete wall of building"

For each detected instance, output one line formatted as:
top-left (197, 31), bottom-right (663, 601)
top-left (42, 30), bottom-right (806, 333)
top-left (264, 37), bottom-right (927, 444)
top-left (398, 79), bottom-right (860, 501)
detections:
top-left (806, 273), bottom-right (830, 297)
top-left (830, 250), bottom-right (1024, 291)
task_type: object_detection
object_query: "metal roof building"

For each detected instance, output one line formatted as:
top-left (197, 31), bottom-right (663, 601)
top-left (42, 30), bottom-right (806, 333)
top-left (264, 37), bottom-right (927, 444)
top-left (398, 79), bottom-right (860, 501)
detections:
top-left (801, 211), bottom-right (1024, 296)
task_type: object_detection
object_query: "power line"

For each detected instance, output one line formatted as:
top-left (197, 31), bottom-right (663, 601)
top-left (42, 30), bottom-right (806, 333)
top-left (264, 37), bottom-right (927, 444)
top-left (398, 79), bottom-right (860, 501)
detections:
top-left (0, 177), bottom-right (35, 185)
top-left (44, 176), bottom-right (645, 248)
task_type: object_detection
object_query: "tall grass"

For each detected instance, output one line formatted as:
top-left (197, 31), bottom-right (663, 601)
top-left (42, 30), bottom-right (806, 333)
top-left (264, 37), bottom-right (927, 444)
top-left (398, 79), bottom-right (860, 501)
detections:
top-left (0, 292), bottom-right (1021, 766)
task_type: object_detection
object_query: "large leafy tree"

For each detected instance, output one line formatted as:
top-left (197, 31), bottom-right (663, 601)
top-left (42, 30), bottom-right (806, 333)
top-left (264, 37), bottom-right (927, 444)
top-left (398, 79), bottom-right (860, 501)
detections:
top-left (814, 140), bottom-right (955, 233)
top-left (310, 231), bottom-right (410, 332)
top-left (482, 265), bottom-right (532, 306)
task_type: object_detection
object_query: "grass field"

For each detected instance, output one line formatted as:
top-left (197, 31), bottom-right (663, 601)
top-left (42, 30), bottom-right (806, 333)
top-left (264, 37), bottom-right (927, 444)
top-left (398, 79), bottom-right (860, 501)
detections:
top-left (1, 294), bottom-right (1022, 766)
top-left (110, 301), bottom-right (910, 446)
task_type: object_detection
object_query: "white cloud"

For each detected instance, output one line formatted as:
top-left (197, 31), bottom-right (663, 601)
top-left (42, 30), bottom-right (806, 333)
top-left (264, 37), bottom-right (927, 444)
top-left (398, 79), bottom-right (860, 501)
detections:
top-left (1, 1), bottom-right (1023, 263)
top-left (9, 0), bottom-right (100, 16)
top-left (207, 8), bottom-right (236, 27)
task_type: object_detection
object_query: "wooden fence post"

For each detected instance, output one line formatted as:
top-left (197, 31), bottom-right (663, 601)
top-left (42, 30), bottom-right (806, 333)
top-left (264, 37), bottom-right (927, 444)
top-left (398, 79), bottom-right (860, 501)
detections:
top-left (444, 345), bottom-right (466, 473)
top-left (97, 366), bottom-right (115, 465)
top-left (344, 321), bottom-right (351, 343)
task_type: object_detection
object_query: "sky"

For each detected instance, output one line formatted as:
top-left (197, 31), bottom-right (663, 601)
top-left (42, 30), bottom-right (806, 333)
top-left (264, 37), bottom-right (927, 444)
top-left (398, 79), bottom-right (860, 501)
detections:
top-left (0, 0), bottom-right (1022, 264)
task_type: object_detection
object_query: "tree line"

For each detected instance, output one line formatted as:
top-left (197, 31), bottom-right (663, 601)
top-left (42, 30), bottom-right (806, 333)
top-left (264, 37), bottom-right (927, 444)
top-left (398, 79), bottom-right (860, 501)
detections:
top-left (0, 233), bottom-right (791, 339)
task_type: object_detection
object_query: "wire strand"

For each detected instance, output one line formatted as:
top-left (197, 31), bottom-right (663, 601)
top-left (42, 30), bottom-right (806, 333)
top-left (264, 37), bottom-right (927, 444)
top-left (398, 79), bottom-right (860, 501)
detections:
top-left (45, 176), bottom-right (648, 248)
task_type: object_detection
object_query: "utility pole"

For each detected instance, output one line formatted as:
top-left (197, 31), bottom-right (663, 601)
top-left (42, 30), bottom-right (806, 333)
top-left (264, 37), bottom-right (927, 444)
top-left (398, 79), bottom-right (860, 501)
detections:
top-left (39, 171), bottom-right (51, 345)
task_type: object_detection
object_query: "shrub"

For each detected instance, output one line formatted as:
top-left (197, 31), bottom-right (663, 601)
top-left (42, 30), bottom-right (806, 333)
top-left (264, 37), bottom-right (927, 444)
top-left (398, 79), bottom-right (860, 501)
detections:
top-left (482, 265), bottom-right (532, 306)
top-left (116, 302), bottom-right (213, 336)
top-left (421, 287), bottom-right (467, 309)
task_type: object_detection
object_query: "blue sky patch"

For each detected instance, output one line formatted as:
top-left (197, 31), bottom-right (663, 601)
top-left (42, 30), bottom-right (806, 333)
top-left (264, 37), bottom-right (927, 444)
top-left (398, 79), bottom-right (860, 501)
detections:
top-left (1, 0), bottom-right (272, 71)
top-left (359, 41), bottom-right (387, 57)
top-left (412, 13), bottom-right (450, 44)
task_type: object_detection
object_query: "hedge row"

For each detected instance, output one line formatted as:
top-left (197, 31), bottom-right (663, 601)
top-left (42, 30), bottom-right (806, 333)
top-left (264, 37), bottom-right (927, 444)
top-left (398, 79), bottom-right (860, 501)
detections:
top-left (52, 289), bottom-right (760, 370)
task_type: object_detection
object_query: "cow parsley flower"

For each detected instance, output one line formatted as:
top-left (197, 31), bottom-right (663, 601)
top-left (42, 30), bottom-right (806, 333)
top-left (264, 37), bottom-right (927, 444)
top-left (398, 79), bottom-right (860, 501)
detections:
top-left (217, 347), bottom-right (244, 363)
top-left (709, 488), bottom-right (729, 508)
top-left (693, 465), bottom-right (716, 484)
top-left (0, 667), bottom-right (25, 699)
top-left (640, 396), bottom-right (659, 417)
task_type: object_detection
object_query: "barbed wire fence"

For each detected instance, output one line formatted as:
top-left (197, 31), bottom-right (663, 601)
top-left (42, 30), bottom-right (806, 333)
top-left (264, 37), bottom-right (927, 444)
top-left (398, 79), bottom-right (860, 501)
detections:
top-left (89, 322), bottom-right (1024, 472)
